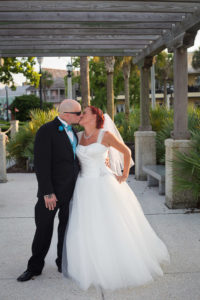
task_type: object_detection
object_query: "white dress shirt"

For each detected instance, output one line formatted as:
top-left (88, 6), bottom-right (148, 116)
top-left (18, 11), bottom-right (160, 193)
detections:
top-left (57, 116), bottom-right (76, 145)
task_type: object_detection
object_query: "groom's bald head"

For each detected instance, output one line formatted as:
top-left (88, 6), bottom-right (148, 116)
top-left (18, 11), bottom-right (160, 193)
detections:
top-left (58, 99), bottom-right (81, 124)
top-left (58, 99), bottom-right (81, 114)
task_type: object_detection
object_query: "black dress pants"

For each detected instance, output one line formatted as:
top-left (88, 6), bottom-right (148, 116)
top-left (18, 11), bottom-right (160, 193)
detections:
top-left (27, 196), bottom-right (69, 273)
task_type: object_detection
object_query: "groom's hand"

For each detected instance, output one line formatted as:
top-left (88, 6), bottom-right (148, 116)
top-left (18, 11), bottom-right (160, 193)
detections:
top-left (44, 193), bottom-right (58, 210)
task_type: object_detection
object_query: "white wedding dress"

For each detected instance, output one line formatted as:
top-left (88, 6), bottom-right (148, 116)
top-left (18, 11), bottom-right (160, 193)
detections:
top-left (62, 130), bottom-right (170, 291)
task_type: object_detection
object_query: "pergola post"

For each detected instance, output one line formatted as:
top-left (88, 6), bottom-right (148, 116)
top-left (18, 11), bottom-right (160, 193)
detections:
top-left (165, 31), bottom-right (198, 208)
top-left (10, 120), bottom-right (19, 139)
top-left (172, 46), bottom-right (190, 140)
top-left (0, 131), bottom-right (7, 183)
top-left (135, 56), bottom-right (156, 180)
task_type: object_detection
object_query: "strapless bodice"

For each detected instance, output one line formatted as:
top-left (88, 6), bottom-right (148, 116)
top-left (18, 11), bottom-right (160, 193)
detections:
top-left (76, 143), bottom-right (113, 178)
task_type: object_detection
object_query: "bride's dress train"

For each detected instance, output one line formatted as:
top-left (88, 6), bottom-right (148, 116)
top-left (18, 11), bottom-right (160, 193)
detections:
top-left (62, 130), bottom-right (170, 290)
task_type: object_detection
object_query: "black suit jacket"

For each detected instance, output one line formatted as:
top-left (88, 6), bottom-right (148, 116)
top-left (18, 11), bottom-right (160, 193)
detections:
top-left (34, 117), bottom-right (80, 202)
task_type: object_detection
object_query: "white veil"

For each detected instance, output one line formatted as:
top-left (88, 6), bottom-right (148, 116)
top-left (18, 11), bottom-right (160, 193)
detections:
top-left (103, 113), bottom-right (134, 176)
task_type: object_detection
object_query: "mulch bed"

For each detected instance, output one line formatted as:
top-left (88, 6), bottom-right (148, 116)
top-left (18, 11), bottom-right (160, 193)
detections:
top-left (7, 163), bottom-right (34, 173)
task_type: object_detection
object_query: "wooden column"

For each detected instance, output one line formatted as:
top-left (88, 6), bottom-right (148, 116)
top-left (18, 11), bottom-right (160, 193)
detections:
top-left (0, 131), bottom-right (7, 183)
top-left (165, 31), bottom-right (198, 208)
top-left (139, 57), bottom-right (153, 131)
top-left (172, 46), bottom-right (190, 139)
top-left (10, 120), bottom-right (19, 139)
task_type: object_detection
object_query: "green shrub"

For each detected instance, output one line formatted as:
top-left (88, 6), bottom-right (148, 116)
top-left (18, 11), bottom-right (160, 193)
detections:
top-left (150, 105), bottom-right (173, 132)
top-left (156, 119), bottom-right (173, 164)
top-left (10, 94), bottom-right (53, 122)
top-left (115, 108), bottom-right (140, 142)
top-left (155, 105), bottom-right (200, 164)
top-left (0, 125), bottom-right (10, 132)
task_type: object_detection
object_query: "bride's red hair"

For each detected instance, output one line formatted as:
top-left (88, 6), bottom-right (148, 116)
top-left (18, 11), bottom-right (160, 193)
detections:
top-left (89, 106), bottom-right (105, 129)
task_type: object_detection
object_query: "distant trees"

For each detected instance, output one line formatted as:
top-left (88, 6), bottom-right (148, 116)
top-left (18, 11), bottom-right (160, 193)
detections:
top-left (0, 57), bottom-right (40, 89)
top-left (155, 51), bottom-right (173, 106)
top-left (192, 47), bottom-right (200, 70)
top-left (72, 56), bottom-right (140, 115)
top-left (41, 70), bottom-right (54, 102)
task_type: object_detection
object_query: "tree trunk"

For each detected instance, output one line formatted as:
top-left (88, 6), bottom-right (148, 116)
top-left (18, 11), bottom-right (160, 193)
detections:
top-left (80, 56), bottom-right (90, 109)
top-left (104, 56), bottom-right (115, 120)
top-left (43, 88), bottom-right (47, 102)
top-left (163, 79), bottom-right (167, 106)
top-left (122, 62), bottom-right (131, 121)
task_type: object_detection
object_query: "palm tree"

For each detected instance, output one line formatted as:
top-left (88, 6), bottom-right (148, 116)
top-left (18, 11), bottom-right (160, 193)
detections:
top-left (122, 57), bottom-right (132, 120)
top-left (80, 56), bottom-right (90, 108)
top-left (155, 51), bottom-right (173, 106)
top-left (41, 70), bottom-right (54, 102)
top-left (104, 56), bottom-right (115, 120)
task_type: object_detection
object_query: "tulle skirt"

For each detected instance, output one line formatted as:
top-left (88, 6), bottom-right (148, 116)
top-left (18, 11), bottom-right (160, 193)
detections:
top-left (63, 173), bottom-right (170, 291)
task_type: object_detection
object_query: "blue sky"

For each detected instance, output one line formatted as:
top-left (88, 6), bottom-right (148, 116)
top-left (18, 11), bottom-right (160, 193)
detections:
top-left (13, 30), bottom-right (200, 86)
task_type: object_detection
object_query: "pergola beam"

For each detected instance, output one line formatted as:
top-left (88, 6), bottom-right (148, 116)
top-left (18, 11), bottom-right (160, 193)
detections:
top-left (0, 45), bottom-right (143, 50)
top-left (0, 1), bottom-right (199, 13)
top-left (0, 1), bottom-right (199, 61)
top-left (0, 40), bottom-right (153, 46)
top-left (134, 7), bottom-right (200, 63)
top-left (0, 49), bottom-right (140, 56)
top-left (0, 1), bottom-right (198, 13)
top-left (0, 22), bottom-right (176, 30)
top-left (0, 35), bottom-right (159, 41)
top-left (0, 12), bottom-right (184, 22)
top-left (0, 28), bottom-right (167, 35)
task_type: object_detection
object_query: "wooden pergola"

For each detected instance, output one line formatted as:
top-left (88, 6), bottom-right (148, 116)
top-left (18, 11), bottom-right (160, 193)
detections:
top-left (0, 1), bottom-right (199, 58)
top-left (1, 0), bottom-right (200, 208)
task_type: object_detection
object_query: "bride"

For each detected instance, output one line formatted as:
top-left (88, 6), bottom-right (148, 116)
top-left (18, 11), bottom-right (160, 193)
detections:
top-left (62, 106), bottom-right (170, 291)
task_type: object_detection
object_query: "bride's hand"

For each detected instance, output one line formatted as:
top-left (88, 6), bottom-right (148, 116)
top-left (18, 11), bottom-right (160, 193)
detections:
top-left (115, 174), bottom-right (128, 183)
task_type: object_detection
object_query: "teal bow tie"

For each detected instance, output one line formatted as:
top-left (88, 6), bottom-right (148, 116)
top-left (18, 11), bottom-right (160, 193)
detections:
top-left (66, 124), bottom-right (72, 131)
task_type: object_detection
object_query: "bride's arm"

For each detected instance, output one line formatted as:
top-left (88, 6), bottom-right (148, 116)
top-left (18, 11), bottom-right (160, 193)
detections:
top-left (102, 131), bottom-right (131, 183)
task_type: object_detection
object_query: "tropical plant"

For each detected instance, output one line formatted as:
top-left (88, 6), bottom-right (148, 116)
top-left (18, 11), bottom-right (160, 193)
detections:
top-left (7, 109), bottom-right (58, 165)
top-left (150, 105), bottom-right (173, 132)
top-left (156, 105), bottom-right (200, 164)
top-left (173, 131), bottom-right (200, 202)
top-left (115, 108), bottom-right (140, 142)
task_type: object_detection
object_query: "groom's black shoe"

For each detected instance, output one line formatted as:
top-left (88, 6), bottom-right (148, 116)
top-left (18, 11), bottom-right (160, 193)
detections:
top-left (17, 270), bottom-right (41, 282)
top-left (57, 266), bottom-right (62, 273)
top-left (55, 259), bottom-right (62, 273)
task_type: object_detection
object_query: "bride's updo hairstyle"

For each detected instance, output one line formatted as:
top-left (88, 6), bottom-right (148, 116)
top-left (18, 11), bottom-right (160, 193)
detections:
top-left (89, 106), bottom-right (105, 129)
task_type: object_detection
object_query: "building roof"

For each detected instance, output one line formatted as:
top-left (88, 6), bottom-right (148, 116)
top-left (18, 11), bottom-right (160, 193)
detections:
top-left (42, 68), bottom-right (67, 78)
top-left (0, 85), bottom-right (30, 97)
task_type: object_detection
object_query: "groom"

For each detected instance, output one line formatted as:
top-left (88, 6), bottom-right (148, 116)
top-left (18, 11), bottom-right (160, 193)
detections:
top-left (17, 99), bottom-right (81, 282)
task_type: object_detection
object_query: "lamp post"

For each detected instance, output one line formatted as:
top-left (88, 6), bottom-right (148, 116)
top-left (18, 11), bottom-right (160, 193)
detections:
top-left (37, 57), bottom-right (43, 109)
top-left (66, 63), bottom-right (73, 99)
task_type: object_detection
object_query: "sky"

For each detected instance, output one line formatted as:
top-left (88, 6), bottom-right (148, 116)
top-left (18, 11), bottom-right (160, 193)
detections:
top-left (13, 30), bottom-right (200, 86)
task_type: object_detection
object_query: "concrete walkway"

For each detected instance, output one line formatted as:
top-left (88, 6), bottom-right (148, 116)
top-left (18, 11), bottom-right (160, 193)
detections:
top-left (0, 173), bottom-right (200, 300)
